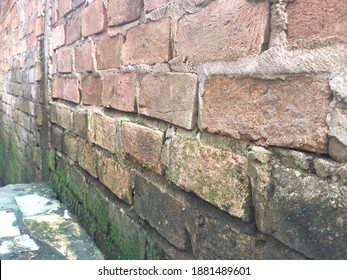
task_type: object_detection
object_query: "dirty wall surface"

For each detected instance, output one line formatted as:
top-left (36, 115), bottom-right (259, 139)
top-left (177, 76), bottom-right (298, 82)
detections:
top-left (1, 0), bottom-right (347, 259)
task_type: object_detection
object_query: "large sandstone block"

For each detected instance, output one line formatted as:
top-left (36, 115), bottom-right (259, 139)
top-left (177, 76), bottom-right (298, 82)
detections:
top-left (52, 76), bottom-right (80, 104)
top-left (134, 174), bottom-right (190, 250)
top-left (102, 72), bottom-right (136, 112)
top-left (121, 122), bottom-right (164, 174)
top-left (139, 73), bottom-right (198, 129)
top-left (57, 48), bottom-right (72, 73)
top-left (201, 76), bottom-right (331, 154)
top-left (122, 17), bottom-right (171, 65)
top-left (95, 35), bottom-right (123, 70)
top-left (252, 164), bottom-right (347, 260)
top-left (91, 113), bottom-right (117, 153)
top-left (107, 0), bottom-right (143, 26)
top-left (75, 41), bottom-right (93, 72)
top-left (66, 14), bottom-right (81, 45)
top-left (52, 24), bottom-right (65, 50)
top-left (175, 0), bottom-right (269, 63)
top-left (81, 75), bottom-right (102, 106)
top-left (163, 137), bottom-right (252, 221)
top-left (287, 0), bottom-right (347, 42)
top-left (82, 0), bottom-right (106, 37)
top-left (78, 142), bottom-right (98, 177)
top-left (97, 153), bottom-right (132, 204)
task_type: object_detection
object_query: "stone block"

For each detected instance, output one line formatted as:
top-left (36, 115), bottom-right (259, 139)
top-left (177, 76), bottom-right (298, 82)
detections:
top-left (52, 76), bottom-right (80, 104)
top-left (144, 0), bottom-right (174, 12)
top-left (139, 73), bottom-right (198, 129)
top-left (121, 122), bottom-right (164, 174)
top-left (122, 17), bottom-right (171, 65)
top-left (52, 125), bottom-right (64, 151)
top-left (201, 76), bottom-right (331, 154)
top-left (66, 14), bottom-right (81, 45)
top-left (107, 0), bottom-right (143, 27)
top-left (75, 41), bottom-right (93, 72)
top-left (95, 35), bottom-right (123, 70)
top-left (72, 110), bottom-right (88, 138)
top-left (163, 137), bottom-right (252, 221)
top-left (78, 142), bottom-right (98, 177)
top-left (58, 0), bottom-right (72, 18)
top-left (91, 113), bottom-right (117, 153)
top-left (52, 24), bottom-right (65, 50)
top-left (175, 0), bottom-right (269, 63)
top-left (81, 75), bottom-right (102, 106)
top-left (82, 0), bottom-right (106, 37)
top-left (57, 48), bottom-right (72, 73)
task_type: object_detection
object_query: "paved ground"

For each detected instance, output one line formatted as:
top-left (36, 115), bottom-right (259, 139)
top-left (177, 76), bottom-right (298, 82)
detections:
top-left (0, 183), bottom-right (104, 260)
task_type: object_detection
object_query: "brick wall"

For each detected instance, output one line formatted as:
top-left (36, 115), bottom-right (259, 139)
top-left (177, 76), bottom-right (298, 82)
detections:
top-left (1, 0), bottom-right (347, 259)
top-left (0, 0), bottom-right (46, 185)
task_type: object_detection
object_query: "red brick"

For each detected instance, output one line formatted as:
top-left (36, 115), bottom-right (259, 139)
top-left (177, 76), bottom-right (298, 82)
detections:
top-left (95, 35), bottom-right (123, 70)
top-left (175, 0), bottom-right (269, 63)
top-left (81, 75), bottom-right (103, 106)
top-left (52, 24), bottom-right (65, 50)
top-left (91, 113), bottom-right (117, 153)
top-left (57, 48), bottom-right (72, 73)
top-left (144, 0), bottom-right (174, 12)
top-left (58, 0), bottom-right (72, 18)
top-left (66, 14), bottom-right (81, 45)
top-left (98, 153), bottom-right (133, 204)
top-left (107, 0), bottom-right (143, 27)
top-left (102, 72), bottom-right (136, 112)
top-left (287, 0), bottom-right (347, 42)
top-left (201, 76), bottom-right (331, 154)
top-left (121, 122), bottom-right (164, 174)
top-left (82, 0), bottom-right (106, 37)
top-left (75, 41), bottom-right (93, 72)
top-left (35, 16), bottom-right (44, 37)
top-left (139, 73), bottom-right (198, 129)
top-left (122, 17), bottom-right (171, 65)
top-left (52, 76), bottom-right (80, 103)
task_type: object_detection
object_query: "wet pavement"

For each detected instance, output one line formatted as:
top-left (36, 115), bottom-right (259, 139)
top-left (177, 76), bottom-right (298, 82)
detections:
top-left (0, 183), bottom-right (104, 260)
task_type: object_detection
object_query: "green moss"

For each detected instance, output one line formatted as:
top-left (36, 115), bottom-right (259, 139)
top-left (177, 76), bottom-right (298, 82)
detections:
top-left (47, 149), bottom-right (56, 171)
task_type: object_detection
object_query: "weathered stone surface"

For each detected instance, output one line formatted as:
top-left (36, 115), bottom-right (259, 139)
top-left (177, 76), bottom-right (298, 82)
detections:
top-left (57, 48), bottom-right (72, 73)
top-left (328, 102), bottom-right (347, 162)
top-left (52, 125), bottom-right (63, 152)
top-left (63, 133), bottom-right (81, 162)
top-left (52, 24), bottom-right (65, 50)
top-left (287, 0), bottom-right (347, 42)
top-left (95, 35), bottom-right (123, 70)
top-left (134, 174), bottom-right (189, 250)
top-left (52, 76), bottom-right (80, 104)
top-left (91, 113), bottom-right (117, 153)
top-left (254, 165), bottom-right (347, 259)
top-left (58, 0), bottom-right (72, 18)
top-left (163, 137), bottom-right (252, 221)
top-left (121, 122), bottom-right (164, 174)
top-left (82, 0), bottom-right (106, 37)
top-left (122, 17), bottom-right (171, 65)
top-left (81, 75), bottom-right (102, 106)
top-left (66, 14), bottom-right (81, 45)
top-left (201, 76), bottom-right (331, 154)
top-left (72, 110), bottom-right (88, 138)
top-left (97, 153), bottom-right (132, 204)
top-left (144, 0), bottom-right (174, 12)
top-left (50, 103), bottom-right (72, 130)
top-left (107, 0), bottom-right (143, 26)
top-left (139, 73), bottom-right (198, 129)
top-left (102, 72), bottom-right (136, 112)
top-left (175, 0), bottom-right (269, 63)
top-left (184, 195), bottom-right (306, 260)
top-left (75, 42), bottom-right (93, 72)
top-left (78, 143), bottom-right (98, 177)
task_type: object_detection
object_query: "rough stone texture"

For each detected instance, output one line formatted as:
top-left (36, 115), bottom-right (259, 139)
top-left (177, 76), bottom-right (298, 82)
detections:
top-left (328, 102), bottom-right (347, 162)
top-left (81, 75), bottom-right (103, 106)
top-left (52, 125), bottom-right (63, 152)
top-left (97, 153), bottom-right (132, 204)
top-left (134, 174), bottom-right (189, 250)
top-left (57, 48), bottom-right (72, 73)
top-left (139, 73), bottom-right (198, 129)
top-left (253, 164), bottom-right (347, 260)
top-left (122, 17), bottom-right (171, 65)
top-left (66, 14), bottom-right (81, 45)
top-left (63, 133), bottom-right (81, 162)
top-left (102, 72), bottom-right (136, 112)
top-left (78, 142), bottom-right (98, 177)
top-left (163, 137), bottom-right (252, 221)
top-left (82, 0), bottom-right (106, 37)
top-left (201, 76), bottom-right (331, 154)
top-left (52, 24), bottom-right (65, 50)
top-left (107, 0), bottom-right (143, 27)
top-left (58, 0), bottom-right (72, 18)
top-left (287, 0), bottom-right (347, 42)
top-left (121, 122), bottom-right (164, 174)
top-left (91, 113), bottom-right (117, 153)
top-left (72, 110), bottom-right (88, 138)
top-left (51, 103), bottom-right (72, 130)
top-left (144, 0), bottom-right (174, 12)
top-left (75, 41), bottom-right (93, 73)
top-left (52, 76), bottom-right (80, 104)
top-left (175, 0), bottom-right (270, 63)
top-left (95, 35), bottom-right (123, 70)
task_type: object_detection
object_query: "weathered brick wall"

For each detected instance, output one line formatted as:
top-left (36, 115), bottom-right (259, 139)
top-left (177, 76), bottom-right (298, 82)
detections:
top-left (1, 0), bottom-right (346, 259)
top-left (0, 0), bottom-right (46, 185)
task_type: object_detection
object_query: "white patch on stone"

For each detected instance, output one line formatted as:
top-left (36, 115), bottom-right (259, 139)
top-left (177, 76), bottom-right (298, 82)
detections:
top-left (0, 234), bottom-right (39, 255)
top-left (15, 194), bottom-right (60, 217)
top-left (0, 211), bottom-right (21, 238)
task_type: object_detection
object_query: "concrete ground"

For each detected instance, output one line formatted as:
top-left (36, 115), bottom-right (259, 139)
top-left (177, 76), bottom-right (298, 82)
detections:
top-left (0, 183), bottom-right (104, 260)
